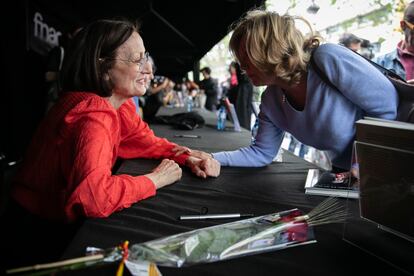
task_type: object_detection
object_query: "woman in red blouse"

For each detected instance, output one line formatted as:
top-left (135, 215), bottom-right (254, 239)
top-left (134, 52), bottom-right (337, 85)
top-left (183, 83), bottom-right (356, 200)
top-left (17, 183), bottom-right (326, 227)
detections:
top-left (11, 19), bottom-right (220, 223)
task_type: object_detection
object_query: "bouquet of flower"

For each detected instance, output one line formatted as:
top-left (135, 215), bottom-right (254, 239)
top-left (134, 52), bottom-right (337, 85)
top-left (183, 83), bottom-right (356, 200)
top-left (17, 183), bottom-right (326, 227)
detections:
top-left (127, 198), bottom-right (346, 268)
top-left (7, 198), bottom-right (346, 276)
top-left (128, 208), bottom-right (313, 267)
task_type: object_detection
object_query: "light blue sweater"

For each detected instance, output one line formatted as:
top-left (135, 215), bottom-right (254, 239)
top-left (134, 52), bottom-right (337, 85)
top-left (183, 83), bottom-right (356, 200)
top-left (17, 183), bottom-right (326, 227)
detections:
top-left (213, 43), bottom-right (398, 169)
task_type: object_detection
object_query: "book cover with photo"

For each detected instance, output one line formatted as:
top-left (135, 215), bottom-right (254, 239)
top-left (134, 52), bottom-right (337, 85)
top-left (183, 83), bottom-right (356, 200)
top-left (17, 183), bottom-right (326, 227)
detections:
top-left (304, 169), bottom-right (359, 199)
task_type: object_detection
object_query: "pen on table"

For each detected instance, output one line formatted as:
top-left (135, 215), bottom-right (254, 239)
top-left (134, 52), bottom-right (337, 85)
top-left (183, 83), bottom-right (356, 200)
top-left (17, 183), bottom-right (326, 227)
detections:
top-left (174, 134), bottom-right (200, 138)
top-left (179, 213), bottom-right (254, 220)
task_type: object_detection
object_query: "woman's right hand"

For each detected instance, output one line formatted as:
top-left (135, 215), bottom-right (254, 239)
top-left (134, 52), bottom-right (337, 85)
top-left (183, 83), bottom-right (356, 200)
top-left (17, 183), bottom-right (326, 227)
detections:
top-left (145, 159), bottom-right (182, 189)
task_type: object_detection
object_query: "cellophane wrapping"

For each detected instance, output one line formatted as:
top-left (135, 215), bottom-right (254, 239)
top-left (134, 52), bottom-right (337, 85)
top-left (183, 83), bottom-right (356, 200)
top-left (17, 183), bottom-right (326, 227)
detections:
top-left (128, 208), bottom-right (316, 267)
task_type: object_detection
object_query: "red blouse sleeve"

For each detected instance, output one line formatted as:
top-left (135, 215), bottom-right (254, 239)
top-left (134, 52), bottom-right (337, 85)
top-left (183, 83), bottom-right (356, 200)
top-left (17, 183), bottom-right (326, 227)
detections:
top-left (117, 99), bottom-right (189, 165)
top-left (63, 103), bottom-right (156, 221)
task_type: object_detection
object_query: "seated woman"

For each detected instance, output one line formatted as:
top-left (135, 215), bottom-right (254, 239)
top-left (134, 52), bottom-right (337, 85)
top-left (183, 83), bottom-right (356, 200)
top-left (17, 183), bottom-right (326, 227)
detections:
top-left (4, 19), bottom-right (221, 270)
top-left (190, 10), bottom-right (398, 173)
top-left (11, 19), bottom-right (220, 223)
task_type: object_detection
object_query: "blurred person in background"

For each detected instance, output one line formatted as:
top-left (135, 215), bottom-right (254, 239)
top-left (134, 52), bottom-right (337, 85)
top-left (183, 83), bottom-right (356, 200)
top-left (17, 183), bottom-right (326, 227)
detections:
top-left (226, 61), bottom-right (239, 104)
top-left (338, 32), bottom-right (361, 52)
top-left (234, 61), bottom-right (254, 130)
top-left (199, 67), bottom-right (219, 111)
top-left (374, 1), bottom-right (414, 83)
top-left (142, 74), bottom-right (169, 122)
top-left (360, 39), bottom-right (375, 59)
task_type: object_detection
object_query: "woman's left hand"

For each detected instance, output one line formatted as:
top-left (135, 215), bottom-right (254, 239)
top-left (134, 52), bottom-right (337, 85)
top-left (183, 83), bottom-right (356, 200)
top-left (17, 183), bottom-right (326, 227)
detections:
top-left (185, 156), bottom-right (220, 178)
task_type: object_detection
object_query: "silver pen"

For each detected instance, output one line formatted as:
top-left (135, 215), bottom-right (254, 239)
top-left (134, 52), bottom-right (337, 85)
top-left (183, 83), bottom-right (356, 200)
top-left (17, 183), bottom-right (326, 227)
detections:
top-left (174, 134), bottom-right (200, 138)
top-left (179, 213), bottom-right (254, 220)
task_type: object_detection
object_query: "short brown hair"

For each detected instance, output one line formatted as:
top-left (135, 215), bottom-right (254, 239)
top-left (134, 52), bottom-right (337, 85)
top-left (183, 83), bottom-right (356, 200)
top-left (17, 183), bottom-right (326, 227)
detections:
top-left (60, 19), bottom-right (138, 97)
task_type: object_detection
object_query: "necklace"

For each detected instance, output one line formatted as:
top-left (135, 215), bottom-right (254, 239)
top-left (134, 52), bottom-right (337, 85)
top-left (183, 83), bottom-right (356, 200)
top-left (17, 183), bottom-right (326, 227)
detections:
top-left (281, 89), bottom-right (287, 103)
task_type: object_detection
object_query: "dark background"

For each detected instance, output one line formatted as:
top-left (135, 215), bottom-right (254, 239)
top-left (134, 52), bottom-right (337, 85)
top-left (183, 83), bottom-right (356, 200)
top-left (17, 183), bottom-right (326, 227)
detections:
top-left (0, 0), bottom-right (264, 162)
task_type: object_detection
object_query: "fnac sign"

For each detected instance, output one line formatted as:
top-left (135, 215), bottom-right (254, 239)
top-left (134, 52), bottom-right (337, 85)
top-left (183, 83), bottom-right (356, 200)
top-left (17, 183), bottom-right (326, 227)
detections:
top-left (28, 8), bottom-right (62, 56)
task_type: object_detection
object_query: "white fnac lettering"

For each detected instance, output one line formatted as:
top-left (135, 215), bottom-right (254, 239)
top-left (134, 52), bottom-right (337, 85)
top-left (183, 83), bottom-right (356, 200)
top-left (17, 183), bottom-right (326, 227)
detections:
top-left (33, 12), bottom-right (61, 46)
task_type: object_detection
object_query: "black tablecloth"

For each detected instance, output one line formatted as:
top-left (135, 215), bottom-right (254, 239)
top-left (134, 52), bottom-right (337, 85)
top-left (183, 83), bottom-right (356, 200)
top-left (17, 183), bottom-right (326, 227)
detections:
top-left (61, 108), bottom-right (412, 275)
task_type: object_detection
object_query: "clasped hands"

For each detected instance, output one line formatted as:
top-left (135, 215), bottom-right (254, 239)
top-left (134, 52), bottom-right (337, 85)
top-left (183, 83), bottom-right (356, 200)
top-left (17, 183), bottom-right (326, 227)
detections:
top-left (172, 146), bottom-right (220, 179)
top-left (146, 146), bottom-right (219, 189)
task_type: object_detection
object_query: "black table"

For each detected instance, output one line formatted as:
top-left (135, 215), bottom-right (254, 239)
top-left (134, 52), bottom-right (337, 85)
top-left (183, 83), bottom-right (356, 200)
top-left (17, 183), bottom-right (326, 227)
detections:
top-left (61, 108), bottom-right (412, 275)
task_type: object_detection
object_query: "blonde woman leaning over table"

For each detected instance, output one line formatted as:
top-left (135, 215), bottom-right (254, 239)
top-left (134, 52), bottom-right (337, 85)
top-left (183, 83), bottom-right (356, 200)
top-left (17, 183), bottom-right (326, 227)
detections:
top-left (190, 9), bottom-right (398, 175)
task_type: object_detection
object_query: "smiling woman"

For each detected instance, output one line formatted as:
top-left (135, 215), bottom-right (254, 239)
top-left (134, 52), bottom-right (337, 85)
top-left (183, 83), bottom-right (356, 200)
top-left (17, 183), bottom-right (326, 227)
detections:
top-left (103, 32), bottom-right (151, 108)
top-left (3, 18), bottom-right (221, 268)
top-left (10, 19), bottom-right (220, 223)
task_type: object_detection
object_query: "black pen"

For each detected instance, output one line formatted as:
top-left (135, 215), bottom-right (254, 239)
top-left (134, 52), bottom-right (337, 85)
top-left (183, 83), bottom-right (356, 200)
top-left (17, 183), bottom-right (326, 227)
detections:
top-left (179, 213), bottom-right (254, 220)
top-left (174, 134), bottom-right (201, 138)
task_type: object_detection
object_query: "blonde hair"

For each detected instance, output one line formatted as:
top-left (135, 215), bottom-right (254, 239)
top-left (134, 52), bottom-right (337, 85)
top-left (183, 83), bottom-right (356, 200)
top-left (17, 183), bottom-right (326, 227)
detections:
top-left (229, 9), bottom-right (322, 85)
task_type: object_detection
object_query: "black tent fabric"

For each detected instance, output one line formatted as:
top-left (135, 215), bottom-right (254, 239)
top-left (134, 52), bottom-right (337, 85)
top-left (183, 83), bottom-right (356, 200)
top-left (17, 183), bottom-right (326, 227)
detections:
top-left (29, 0), bottom-right (264, 79)
top-left (0, 0), bottom-right (263, 162)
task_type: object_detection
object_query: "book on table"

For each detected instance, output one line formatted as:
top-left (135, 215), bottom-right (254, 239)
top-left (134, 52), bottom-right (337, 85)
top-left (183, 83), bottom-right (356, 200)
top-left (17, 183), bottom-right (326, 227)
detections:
top-left (304, 168), bottom-right (359, 199)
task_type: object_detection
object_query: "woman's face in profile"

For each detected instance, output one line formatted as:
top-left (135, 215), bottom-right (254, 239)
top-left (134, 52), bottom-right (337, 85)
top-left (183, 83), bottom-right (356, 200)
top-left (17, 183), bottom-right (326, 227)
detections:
top-left (238, 41), bottom-right (275, 86)
top-left (108, 32), bottom-right (151, 98)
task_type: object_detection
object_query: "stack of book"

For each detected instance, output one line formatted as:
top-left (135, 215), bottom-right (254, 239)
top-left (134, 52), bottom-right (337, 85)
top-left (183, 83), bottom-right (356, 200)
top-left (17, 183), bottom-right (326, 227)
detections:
top-left (355, 117), bottom-right (414, 242)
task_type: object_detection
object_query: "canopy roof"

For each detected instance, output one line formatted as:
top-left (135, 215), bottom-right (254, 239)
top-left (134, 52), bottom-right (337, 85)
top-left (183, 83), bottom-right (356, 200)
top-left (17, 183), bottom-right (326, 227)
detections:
top-left (36, 0), bottom-right (264, 79)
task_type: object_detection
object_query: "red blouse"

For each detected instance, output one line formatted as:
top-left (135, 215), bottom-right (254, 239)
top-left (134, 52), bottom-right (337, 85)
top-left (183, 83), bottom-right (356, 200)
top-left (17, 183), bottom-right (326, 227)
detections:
top-left (12, 92), bottom-right (189, 222)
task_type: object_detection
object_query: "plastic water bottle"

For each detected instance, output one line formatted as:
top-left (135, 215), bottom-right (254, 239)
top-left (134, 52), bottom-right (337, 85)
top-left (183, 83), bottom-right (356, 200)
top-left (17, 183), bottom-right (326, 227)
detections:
top-left (251, 118), bottom-right (259, 144)
top-left (217, 106), bottom-right (226, 130)
top-left (186, 96), bottom-right (193, 112)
